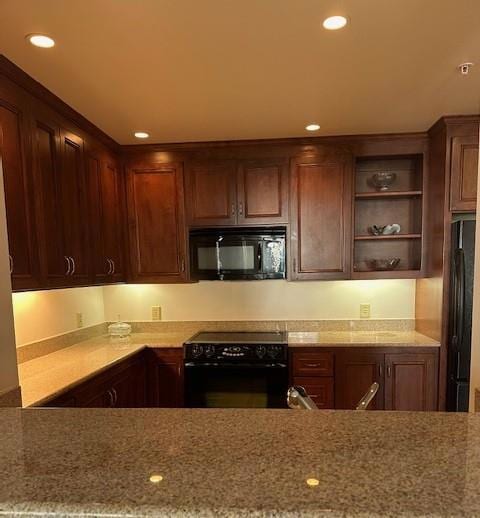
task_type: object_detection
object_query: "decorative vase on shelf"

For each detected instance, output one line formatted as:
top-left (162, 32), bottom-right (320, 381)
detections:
top-left (371, 172), bottom-right (397, 191)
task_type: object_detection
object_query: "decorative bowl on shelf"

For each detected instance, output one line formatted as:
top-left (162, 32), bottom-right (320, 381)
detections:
top-left (369, 224), bottom-right (401, 236)
top-left (370, 172), bottom-right (397, 191)
top-left (367, 258), bottom-right (401, 271)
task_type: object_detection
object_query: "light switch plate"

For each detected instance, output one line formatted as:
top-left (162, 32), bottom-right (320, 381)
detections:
top-left (151, 306), bottom-right (161, 321)
top-left (360, 303), bottom-right (371, 319)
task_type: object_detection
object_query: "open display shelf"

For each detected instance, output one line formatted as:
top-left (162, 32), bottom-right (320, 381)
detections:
top-left (353, 155), bottom-right (424, 278)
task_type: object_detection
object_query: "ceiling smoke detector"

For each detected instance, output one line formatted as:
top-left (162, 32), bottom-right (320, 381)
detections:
top-left (458, 62), bottom-right (474, 75)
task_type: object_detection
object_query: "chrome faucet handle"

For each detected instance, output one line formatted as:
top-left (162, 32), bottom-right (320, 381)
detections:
top-left (287, 386), bottom-right (318, 410)
top-left (355, 382), bottom-right (380, 410)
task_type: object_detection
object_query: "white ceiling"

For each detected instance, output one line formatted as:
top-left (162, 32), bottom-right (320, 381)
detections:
top-left (1, 0), bottom-right (479, 144)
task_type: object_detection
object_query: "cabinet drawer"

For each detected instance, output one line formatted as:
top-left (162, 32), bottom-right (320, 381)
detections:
top-left (292, 377), bottom-right (334, 409)
top-left (292, 352), bottom-right (334, 377)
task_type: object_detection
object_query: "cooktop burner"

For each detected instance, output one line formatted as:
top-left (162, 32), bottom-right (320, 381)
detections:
top-left (185, 331), bottom-right (287, 345)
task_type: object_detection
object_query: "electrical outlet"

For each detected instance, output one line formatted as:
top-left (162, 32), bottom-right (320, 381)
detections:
top-left (151, 306), bottom-right (161, 321)
top-left (76, 312), bottom-right (84, 328)
top-left (360, 303), bottom-right (371, 319)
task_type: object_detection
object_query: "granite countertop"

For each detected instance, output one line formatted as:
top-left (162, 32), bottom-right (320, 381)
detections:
top-left (288, 330), bottom-right (440, 347)
top-left (18, 332), bottom-right (190, 408)
top-left (1, 407), bottom-right (480, 517)
top-left (18, 330), bottom-right (440, 408)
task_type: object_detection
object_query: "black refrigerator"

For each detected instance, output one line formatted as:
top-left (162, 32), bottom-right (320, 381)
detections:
top-left (447, 218), bottom-right (476, 411)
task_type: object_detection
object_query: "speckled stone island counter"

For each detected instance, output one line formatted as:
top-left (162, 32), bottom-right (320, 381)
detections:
top-left (1, 408), bottom-right (479, 517)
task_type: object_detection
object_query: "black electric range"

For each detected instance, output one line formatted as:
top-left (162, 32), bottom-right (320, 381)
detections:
top-left (183, 331), bottom-right (288, 408)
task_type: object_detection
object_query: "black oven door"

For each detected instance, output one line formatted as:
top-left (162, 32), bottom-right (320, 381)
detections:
top-left (184, 363), bottom-right (288, 408)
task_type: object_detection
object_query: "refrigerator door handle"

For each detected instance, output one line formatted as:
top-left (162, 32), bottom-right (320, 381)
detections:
top-left (454, 248), bottom-right (466, 355)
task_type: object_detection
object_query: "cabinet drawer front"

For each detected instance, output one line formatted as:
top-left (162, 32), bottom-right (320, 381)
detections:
top-left (292, 377), bottom-right (334, 409)
top-left (292, 352), bottom-right (333, 377)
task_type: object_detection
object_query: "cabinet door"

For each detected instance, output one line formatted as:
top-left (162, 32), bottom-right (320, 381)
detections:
top-left (32, 110), bottom-right (90, 287)
top-left (147, 349), bottom-right (184, 407)
top-left (110, 357), bottom-right (146, 408)
top-left (31, 115), bottom-right (68, 283)
top-left (384, 353), bottom-right (438, 411)
top-left (186, 161), bottom-right (237, 226)
top-left (87, 147), bottom-right (125, 284)
top-left (59, 129), bottom-right (90, 285)
top-left (450, 134), bottom-right (479, 212)
top-left (126, 162), bottom-right (187, 282)
top-left (335, 351), bottom-right (384, 410)
top-left (292, 377), bottom-right (334, 409)
top-left (236, 159), bottom-right (288, 225)
top-left (0, 95), bottom-right (40, 290)
top-left (290, 154), bottom-right (352, 280)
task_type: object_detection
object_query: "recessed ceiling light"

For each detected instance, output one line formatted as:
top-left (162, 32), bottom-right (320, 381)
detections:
top-left (26, 34), bottom-right (55, 48)
top-left (305, 124), bottom-right (321, 131)
top-left (306, 478), bottom-right (320, 487)
top-left (323, 16), bottom-right (348, 30)
top-left (134, 132), bottom-right (150, 139)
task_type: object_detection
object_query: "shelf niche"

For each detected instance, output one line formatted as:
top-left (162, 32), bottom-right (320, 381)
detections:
top-left (353, 155), bottom-right (424, 276)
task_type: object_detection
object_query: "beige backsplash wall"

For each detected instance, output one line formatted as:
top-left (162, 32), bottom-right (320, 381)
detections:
top-left (11, 280), bottom-right (415, 347)
top-left (12, 287), bottom-right (105, 346)
top-left (103, 280), bottom-right (415, 322)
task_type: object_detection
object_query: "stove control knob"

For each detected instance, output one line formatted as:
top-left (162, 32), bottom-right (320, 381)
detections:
top-left (204, 344), bottom-right (215, 358)
top-left (267, 345), bottom-right (282, 359)
top-left (191, 344), bottom-right (204, 358)
top-left (256, 345), bottom-right (267, 359)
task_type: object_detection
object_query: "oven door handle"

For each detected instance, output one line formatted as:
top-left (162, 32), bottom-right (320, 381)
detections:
top-left (184, 362), bottom-right (287, 369)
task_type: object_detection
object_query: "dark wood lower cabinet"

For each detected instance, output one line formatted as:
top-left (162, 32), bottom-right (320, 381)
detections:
top-left (147, 348), bottom-right (184, 408)
top-left (292, 377), bottom-right (334, 409)
top-left (384, 353), bottom-right (438, 411)
top-left (41, 353), bottom-right (146, 408)
top-left (291, 347), bottom-right (439, 411)
top-left (335, 351), bottom-right (385, 410)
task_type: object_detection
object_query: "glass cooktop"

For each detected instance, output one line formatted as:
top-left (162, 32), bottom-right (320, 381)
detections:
top-left (185, 331), bottom-right (287, 345)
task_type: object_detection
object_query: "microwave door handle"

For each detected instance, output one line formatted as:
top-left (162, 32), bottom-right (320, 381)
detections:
top-left (258, 242), bottom-right (263, 272)
top-left (216, 238), bottom-right (222, 278)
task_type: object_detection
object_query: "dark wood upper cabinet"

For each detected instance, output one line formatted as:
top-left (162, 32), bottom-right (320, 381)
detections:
top-left (0, 91), bottom-right (40, 290)
top-left (335, 351), bottom-right (385, 410)
top-left (450, 134), bottom-right (479, 212)
top-left (186, 159), bottom-right (289, 227)
top-left (31, 107), bottom-right (90, 287)
top-left (186, 161), bottom-right (237, 226)
top-left (290, 153), bottom-right (352, 280)
top-left (384, 352), bottom-right (438, 411)
top-left (87, 145), bottom-right (125, 284)
top-left (126, 161), bottom-right (187, 283)
top-left (236, 159), bottom-right (289, 225)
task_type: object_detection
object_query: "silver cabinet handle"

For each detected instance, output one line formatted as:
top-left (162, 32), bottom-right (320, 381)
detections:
top-left (304, 363), bottom-right (322, 368)
top-left (386, 364), bottom-right (392, 377)
top-left (70, 256), bottom-right (76, 275)
top-left (106, 259), bottom-right (111, 275)
top-left (239, 202), bottom-right (244, 215)
top-left (112, 388), bottom-right (118, 406)
top-left (181, 258), bottom-right (185, 272)
top-left (378, 364), bottom-right (383, 377)
top-left (293, 258), bottom-right (296, 272)
top-left (8, 255), bottom-right (13, 274)
top-left (231, 203), bottom-right (236, 216)
top-left (111, 259), bottom-right (115, 275)
top-left (64, 256), bottom-right (71, 275)
top-left (107, 389), bottom-right (114, 407)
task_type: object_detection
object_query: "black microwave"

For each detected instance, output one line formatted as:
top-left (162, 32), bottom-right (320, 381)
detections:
top-left (189, 228), bottom-right (286, 280)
